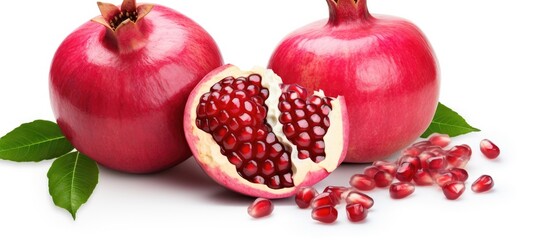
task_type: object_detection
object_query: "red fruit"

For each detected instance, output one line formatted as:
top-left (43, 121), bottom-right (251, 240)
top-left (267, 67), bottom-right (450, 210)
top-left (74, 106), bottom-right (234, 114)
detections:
top-left (389, 182), bottom-right (415, 199)
top-left (428, 133), bottom-right (451, 148)
top-left (480, 139), bottom-right (500, 159)
top-left (295, 187), bottom-right (318, 209)
top-left (472, 175), bottom-right (494, 193)
top-left (413, 169), bottom-right (434, 186)
top-left (449, 168), bottom-right (469, 182)
top-left (448, 144), bottom-right (472, 158)
top-left (398, 155), bottom-right (421, 170)
top-left (323, 186), bottom-right (349, 202)
top-left (349, 174), bottom-right (376, 191)
top-left (363, 166), bottom-right (380, 178)
top-left (345, 191), bottom-right (374, 209)
top-left (346, 204), bottom-right (367, 222)
top-left (434, 171), bottom-right (457, 187)
top-left (269, 0), bottom-right (439, 163)
top-left (373, 160), bottom-right (397, 176)
top-left (312, 205), bottom-right (338, 224)
top-left (374, 170), bottom-right (394, 188)
top-left (442, 181), bottom-right (466, 200)
top-left (311, 192), bottom-right (338, 208)
top-left (427, 156), bottom-right (448, 171)
top-left (396, 162), bottom-right (418, 182)
top-left (248, 198), bottom-right (274, 218)
top-left (49, 0), bottom-right (223, 173)
top-left (184, 65), bottom-right (349, 198)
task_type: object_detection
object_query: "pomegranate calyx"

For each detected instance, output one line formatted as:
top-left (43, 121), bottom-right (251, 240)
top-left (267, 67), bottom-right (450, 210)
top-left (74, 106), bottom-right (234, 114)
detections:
top-left (328, 0), bottom-right (370, 25)
top-left (92, 0), bottom-right (153, 31)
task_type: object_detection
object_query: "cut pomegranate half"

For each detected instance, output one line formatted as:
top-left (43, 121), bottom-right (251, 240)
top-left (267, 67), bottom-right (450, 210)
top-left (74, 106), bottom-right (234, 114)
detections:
top-left (184, 65), bottom-right (348, 198)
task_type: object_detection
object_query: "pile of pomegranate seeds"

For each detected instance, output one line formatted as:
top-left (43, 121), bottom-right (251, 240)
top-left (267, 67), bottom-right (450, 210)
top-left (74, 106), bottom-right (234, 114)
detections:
top-left (248, 134), bottom-right (499, 223)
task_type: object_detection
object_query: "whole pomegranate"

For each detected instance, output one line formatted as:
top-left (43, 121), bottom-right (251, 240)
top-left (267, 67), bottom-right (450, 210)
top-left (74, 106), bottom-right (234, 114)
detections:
top-left (184, 65), bottom-right (348, 198)
top-left (268, 0), bottom-right (439, 163)
top-left (49, 0), bottom-right (223, 173)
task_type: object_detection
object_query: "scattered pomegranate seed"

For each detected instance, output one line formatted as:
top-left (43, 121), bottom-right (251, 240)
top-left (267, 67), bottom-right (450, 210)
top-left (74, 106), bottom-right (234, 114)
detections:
top-left (345, 191), bottom-right (374, 209)
top-left (349, 174), bottom-right (376, 191)
top-left (389, 182), bottom-right (415, 199)
top-left (373, 160), bottom-right (397, 176)
top-left (398, 155), bottom-right (421, 170)
top-left (374, 170), bottom-right (394, 187)
top-left (480, 139), bottom-right (500, 159)
top-left (434, 171), bottom-right (457, 187)
top-left (396, 162), bottom-right (417, 182)
top-left (472, 175), bottom-right (494, 193)
top-left (312, 205), bottom-right (338, 224)
top-left (413, 169), bottom-right (434, 186)
top-left (427, 156), bottom-right (448, 171)
top-left (346, 203), bottom-right (367, 222)
top-left (449, 168), bottom-right (469, 182)
top-left (363, 166), bottom-right (380, 178)
top-left (295, 187), bottom-right (318, 209)
top-left (311, 192), bottom-right (338, 208)
top-left (323, 186), bottom-right (348, 203)
top-left (428, 133), bottom-right (451, 148)
top-left (442, 181), bottom-right (466, 200)
top-left (446, 154), bottom-right (470, 168)
top-left (248, 198), bottom-right (274, 218)
top-left (447, 144), bottom-right (472, 159)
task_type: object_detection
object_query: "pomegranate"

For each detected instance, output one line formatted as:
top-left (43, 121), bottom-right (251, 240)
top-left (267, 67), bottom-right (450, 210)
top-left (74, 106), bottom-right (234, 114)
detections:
top-left (472, 175), bottom-right (494, 193)
top-left (248, 198), bottom-right (274, 218)
top-left (268, 0), bottom-right (439, 163)
top-left (312, 205), bottom-right (338, 224)
top-left (295, 187), bottom-right (319, 208)
top-left (346, 203), bottom-right (367, 222)
top-left (183, 65), bottom-right (348, 198)
top-left (49, 0), bottom-right (223, 173)
top-left (480, 139), bottom-right (500, 159)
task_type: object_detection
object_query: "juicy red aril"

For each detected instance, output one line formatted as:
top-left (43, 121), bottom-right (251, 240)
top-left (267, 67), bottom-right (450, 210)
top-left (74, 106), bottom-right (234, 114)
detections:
top-left (427, 156), bottom-right (448, 171)
top-left (346, 203), bottom-right (367, 222)
top-left (312, 205), bottom-right (338, 224)
top-left (248, 198), bottom-right (274, 218)
top-left (449, 168), bottom-right (469, 182)
top-left (428, 133), bottom-right (451, 148)
top-left (374, 170), bottom-right (394, 188)
top-left (480, 139), bottom-right (500, 159)
top-left (311, 192), bottom-right (338, 208)
top-left (442, 181), bottom-right (466, 200)
top-left (396, 162), bottom-right (417, 182)
top-left (323, 186), bottom-right (348, 203)
top-left (373, 160), bottom-right (397, 176)
top-left (472, 175), bottom-right (494, 193)
top-left (363, 166), bottom-right (380, 178)
top-left (434, 171), bottom-right (457, 187)
top-left (398, 155), bottom-right (421, 170)
top-left (389, 182), bottom-right (415, 199)
top-left (349, 174), bottom-right (376, 191)
top-left (446, 155), bottom-right (470, 168)
top-left (447, 144), bottom-right (472, 159)
top-left (279, 85), bottom-right (333, 163)
top-left (413, 169), bottom-right (434, 186)
top-left (345, 191), bottom-right (374, 209)
top-left (295, 187), bottom-right (318, 209)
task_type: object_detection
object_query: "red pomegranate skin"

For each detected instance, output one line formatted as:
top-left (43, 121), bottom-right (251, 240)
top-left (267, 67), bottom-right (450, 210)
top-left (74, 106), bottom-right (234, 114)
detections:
top-left (268, 0), bottom-right (439, 163)
top-left (50, 4), bottom-right (223, 173)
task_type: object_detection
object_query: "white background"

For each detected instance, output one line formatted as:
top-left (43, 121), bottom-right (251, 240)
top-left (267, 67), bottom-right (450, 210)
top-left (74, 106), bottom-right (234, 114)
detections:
top-left (1, 0), bottom-right (548, 239)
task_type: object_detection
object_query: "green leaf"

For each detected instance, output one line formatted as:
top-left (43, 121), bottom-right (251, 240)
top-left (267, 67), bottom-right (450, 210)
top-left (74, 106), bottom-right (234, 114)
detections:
top-left (47, 152), bottom-right (99, 220)
top-left (0, 120), bottom-right (74, 162)
top-left (421, 103), bottom-right (481, 138)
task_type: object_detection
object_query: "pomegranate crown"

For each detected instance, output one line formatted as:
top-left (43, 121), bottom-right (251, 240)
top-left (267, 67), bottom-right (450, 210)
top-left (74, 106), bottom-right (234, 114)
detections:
top-left (328, 0), bottom-right (370, 24)
top-left (91, 0), bottom-right (153, 32)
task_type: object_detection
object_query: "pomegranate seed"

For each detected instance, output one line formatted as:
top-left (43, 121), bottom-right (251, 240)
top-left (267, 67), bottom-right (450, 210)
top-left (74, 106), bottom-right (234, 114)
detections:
top-left (413, 169), bottom-right (434, 186)
top-left (248, 198), bottom-right (274, 218)
top-left (446, 154), bottom-right (470, 168)
top-left (312, 205), bottom-right (338, 224)
top-left (373, 160), bottom-right (397, 176)
top-left (346, 203), bottom-right (367, 222)
top-left (323, 186), bottom-right (348, 203)
top-left (428, 133), bottom-right (451, 148)
top-left (396, 162), bottom-right (418, 182)
top-left (434, 171), bottom-right (457, 187)
top-left (447, 144), bottom-right (472, 159)
top-left (311, 192), bottom-right (338, 208)
top-left (398, 155), bottom-right (421, 170)
top-left (374, 170), bottom-right (394, 187)
top-left (345, 191), bottom-right (374, 209)
top-left (449, 168), bottom-right (469, 182)
top-left (295, 187), bottom-right (318, 209)
top-left (389, 182), bottom-right (415, 199)
top-left (418, 151), bottom-right (436, 169)
top-left (480, 139), bottom-right (500, 159)
top-left (427, 156), bottom-right (448, 171)
top-left (363, 166), bottom-right (380, 178)
top-left (349, 174), bottom-right (376, 191)
top-left (425, 145), bottom-right (446, 156)
top-left (472, 175), bottom-right (494, 193)
top-left (402, 146), bottom-right (423, 157)
top-left (442, 181), bottom-right (466, 200)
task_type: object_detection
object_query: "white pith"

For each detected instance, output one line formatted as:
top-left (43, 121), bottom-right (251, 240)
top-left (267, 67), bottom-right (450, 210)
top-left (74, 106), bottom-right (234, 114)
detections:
top-left (189, 66), bottom-right (345, 194)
